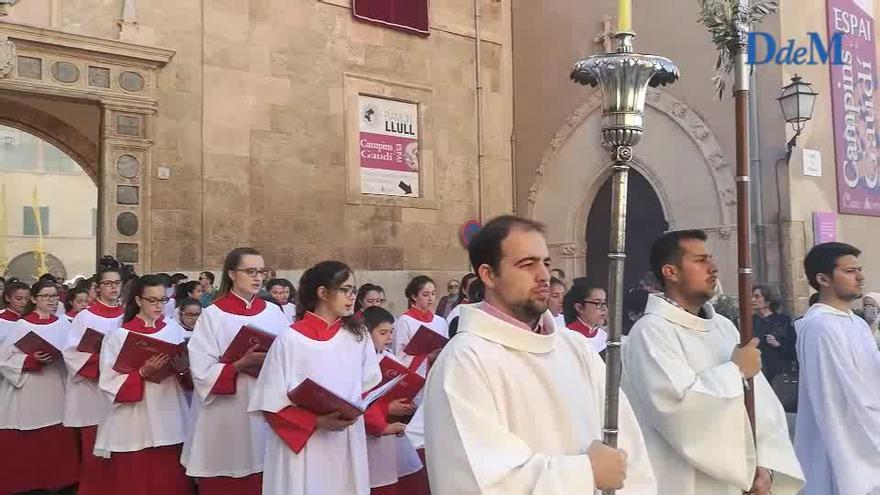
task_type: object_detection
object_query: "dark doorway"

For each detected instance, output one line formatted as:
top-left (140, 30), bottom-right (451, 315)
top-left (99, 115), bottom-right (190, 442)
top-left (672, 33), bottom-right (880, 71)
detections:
top-left (586, 170), bottom-right (668, 291)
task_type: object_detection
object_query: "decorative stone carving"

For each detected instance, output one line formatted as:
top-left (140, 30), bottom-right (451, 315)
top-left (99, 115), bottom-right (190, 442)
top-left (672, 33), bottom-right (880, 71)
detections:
top-left (116, 114), bottom-right (140, 136)
top-left (116, 154), bottom-right (139, 178)
top-left (0, 0), bottom-right (19, 16)
top-left (17, 56), bottom-right (41, 79)
top-left (116, 185), bottom-right (139, 205)
top-left (0, 36), bottom-right (14, 78)
top-left (119, 71), bottom-right (144, 92)
top-left (116, 211), bottom-right (139, 236)
top-left (51, 61), bottom-right (79, 83)
top-left (88, 66), bottom-right (111, 88)
top-left (592, 15), bottom-right (615, 53)
top-left (526, 88), bottom-right (736, 230)
top-left (554, 243), bottom-right (588, 259)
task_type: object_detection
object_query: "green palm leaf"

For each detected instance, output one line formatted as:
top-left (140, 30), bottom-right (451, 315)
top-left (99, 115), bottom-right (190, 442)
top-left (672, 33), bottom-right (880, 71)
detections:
top-left (697, 0), bottom-right (779, 98)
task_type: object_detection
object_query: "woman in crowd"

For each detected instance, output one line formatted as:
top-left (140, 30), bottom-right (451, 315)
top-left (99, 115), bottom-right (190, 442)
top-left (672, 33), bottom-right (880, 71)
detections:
top-left (562, 281), bottom-right (609, 354)
top-left (355, 283), bottom-right (386, 315)
top-left (751, 284), bottom-right (797, 383)
top-left (183, 248), bottom-right (288, 494)
top-left (0, 279), bottom-right (79, 494)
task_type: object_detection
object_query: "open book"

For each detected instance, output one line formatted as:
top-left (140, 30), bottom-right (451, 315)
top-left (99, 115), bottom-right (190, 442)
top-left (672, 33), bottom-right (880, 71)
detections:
top-left (76, 328), bottom-right (105, 354)
top-left (287, 374), bottom-right (405, 420)
top-left (219, 325), bottom-right (276, 378)
top-left (113, 331), bottom-right (184, 383)
top-left (403, 325), bottom-right (449, 356)
top-left (15, 332), bottom-right (63, 361)
top-left (375, 355), bottom-right (425, 403)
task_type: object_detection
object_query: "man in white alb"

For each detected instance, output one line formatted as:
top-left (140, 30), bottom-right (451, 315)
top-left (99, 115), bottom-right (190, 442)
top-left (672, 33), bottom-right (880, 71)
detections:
top-left (795, 242), bottom-right (880, 495)
top-left (622, 230), bottom-right (804, 495)
top-left (423, 215), bottom-right (656, 494)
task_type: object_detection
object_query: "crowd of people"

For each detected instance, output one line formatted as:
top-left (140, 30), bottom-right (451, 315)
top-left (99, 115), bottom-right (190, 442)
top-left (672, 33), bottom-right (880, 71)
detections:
top-left (0, 215), bottom-right (877, 495)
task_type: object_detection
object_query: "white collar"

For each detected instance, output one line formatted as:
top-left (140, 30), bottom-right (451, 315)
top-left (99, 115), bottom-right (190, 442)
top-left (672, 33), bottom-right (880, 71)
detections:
top-left (645, 293), bottom-right (717, 332)
top-left (458, 304), bottom-right (557, 353)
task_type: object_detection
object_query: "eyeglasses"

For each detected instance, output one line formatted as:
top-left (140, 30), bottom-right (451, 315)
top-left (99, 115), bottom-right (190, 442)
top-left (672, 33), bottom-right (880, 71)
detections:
top-left (338, 285), bottom-right (357, 297)
top-left (36, 293), bottom-right (60, 300)
top-left (181, 311), bottom-right (201, 318)
top-left (234, 268), bottom-right (273, 278)
top-left (99, 280), bottom-right (124, 287)
top-left (580, 300), bottom-right (608, 310)
top-left (138, 296), bottom-right (171, 305)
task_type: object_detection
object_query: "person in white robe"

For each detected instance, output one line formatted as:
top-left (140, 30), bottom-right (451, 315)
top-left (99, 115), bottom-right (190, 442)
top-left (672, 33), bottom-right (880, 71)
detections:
top-left (183, 248), bottom-right (288, 495)
top-left (794, 242), bottom-right (880, 495)
top-left (562, 282), bottom-right (609, 354)
top-left (266, 278), bottom-right (297, 324)
top-left (62, 267), bottom-right (125, 495)
top-left (248, 261), bottom-right (381, 495)
top-left (95, 275), bottom-right (193, 495)
top-left (622, 230), bottom-right (804, 495)
top-left (424, 215), bottom-right (655, 495)
top-left (0, 280), bottom-right (80, 494)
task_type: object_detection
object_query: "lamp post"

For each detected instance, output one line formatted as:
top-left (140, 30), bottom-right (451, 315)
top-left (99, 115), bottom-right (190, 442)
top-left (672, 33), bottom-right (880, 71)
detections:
top-left (570, 27), bottom-right (678, 495)
top-left (778, 74), bottom-right (818, 161)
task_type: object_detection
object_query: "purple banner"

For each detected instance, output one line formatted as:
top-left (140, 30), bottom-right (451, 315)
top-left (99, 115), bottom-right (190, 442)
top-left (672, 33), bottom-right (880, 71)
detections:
top-left (812, 212), bottom-right (838, 244)
top-left (828, 0), bottom-right (879, 216)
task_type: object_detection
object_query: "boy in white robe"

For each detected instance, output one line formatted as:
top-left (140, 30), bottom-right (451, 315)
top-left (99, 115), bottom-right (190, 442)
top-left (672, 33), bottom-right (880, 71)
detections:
top-left (423, 215), bottom-right (655, 494)
top-left (794, 242), bottom-right (880, 495)
top-left (622, 229), bottom-right (804, 495)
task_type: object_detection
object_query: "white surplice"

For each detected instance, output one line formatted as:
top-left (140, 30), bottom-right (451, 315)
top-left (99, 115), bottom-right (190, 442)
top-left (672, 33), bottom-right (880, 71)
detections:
top-left (794, 303), bottom-right (880, 495)
top-left (94, 317), bottom-right (190, 458)
top-left (182, 293), bottom-right (288, 478)
top-left (621, 294), bottom-right (804, 495)
top-left (248, 316), bottom-right (382, 495)
top-left (281, 303), bottom-right (296, 324)
top-left (0, 314), bottom-right (70, 430)
top-left (423, 304), bottom-right (656, 495)
top-left (62, 302), bottom-right (123, 427)
top-left (366, 351), bottom-right (423, 489)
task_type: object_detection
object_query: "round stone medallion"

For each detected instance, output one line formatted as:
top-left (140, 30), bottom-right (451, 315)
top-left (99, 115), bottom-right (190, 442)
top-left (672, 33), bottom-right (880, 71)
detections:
top-left (116, 212), bottom-right (139, 237)
top-left (119, 71), bottom-right (145, 92)
top-left (116, 154), bottom-right (139, 179)
top-left (51, 62), bottom-right (80, 83)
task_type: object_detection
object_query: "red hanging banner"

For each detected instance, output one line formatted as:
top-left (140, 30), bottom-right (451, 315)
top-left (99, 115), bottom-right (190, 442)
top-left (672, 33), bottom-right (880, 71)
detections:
top-left (353, 0), bottom-right (430, 36)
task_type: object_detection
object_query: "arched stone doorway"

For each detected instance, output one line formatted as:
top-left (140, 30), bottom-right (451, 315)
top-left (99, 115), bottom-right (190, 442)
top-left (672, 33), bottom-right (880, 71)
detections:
top-left (585, 169), bottom-right (668, 290)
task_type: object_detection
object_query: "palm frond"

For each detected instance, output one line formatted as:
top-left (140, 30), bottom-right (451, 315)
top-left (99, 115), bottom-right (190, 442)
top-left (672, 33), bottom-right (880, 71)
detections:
top-left (696, 0), bottom-right (779, 98)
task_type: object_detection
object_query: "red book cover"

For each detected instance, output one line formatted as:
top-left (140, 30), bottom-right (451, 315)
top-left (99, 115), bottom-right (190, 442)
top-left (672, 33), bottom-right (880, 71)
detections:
top-left (76, 328), bottom-right (105, 354)
top-left (402, 325), bottom-right (448, 356)
top-left (14, 332), bottom-right (62, 361)
top-left (377, 356), bottom-right (425, 403)
top-left (113, 332), bottom-right (183, 383)
top-left (219, 325), bottom-right (276, 378)
top-left (287, 378), bottom-right (363, 420)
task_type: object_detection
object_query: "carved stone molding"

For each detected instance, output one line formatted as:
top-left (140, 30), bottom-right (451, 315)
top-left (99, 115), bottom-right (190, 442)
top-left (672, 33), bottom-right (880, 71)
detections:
top-left (0, 36), bottom-right (14, 77)
top-left (549, 242), bottom-right (588, 259)
top-left (526, 88), bottom-right (736, 229)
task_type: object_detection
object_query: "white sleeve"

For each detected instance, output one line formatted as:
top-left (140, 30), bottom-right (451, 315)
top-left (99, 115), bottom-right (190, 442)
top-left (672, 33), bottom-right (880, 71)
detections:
top-left (393, 317), bottom-right (416, 368)
top-left (248, 332), bottom-right (293, 414)
top-left (187, 310), bottom-right (230, 405)
top-left (423, 344), bottom-right (595, 495)
top-left (0, 322), bottom-right (29, 388)
top-left (361, 337), bottom-right (381, 393)
top-left (62, 312), bottom-right (93, 382)
top-left (98, 329), bottom-right (133, 400)
top-left (799, 320), bottom-right (880, 494)
top-left (621, 320), bottom-right (754, 490)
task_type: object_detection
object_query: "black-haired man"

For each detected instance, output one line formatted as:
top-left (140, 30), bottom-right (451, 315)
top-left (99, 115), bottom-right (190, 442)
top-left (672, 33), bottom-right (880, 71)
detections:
top-left (794, 242), bottom-right (880, 495)
top-left (622, 230), bottom-right (803, 495)
top-left (423, 215), bottom-right (656, 494)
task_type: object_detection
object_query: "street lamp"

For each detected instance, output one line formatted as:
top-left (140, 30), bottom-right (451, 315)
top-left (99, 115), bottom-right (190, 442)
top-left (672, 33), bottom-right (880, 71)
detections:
top-left (778, 74), bottom-right (818, 159)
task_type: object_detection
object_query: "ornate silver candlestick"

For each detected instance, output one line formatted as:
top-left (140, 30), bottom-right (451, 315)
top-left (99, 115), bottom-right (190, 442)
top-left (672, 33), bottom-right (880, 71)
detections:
top-left (570, 31), bottom-right (678, 467)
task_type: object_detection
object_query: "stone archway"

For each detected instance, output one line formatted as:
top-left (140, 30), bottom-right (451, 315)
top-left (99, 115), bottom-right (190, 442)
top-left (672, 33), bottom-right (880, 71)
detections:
top-left (527, 88), bottom-right (738, 284)
top-left (0, 23), bottom-right (174, 272)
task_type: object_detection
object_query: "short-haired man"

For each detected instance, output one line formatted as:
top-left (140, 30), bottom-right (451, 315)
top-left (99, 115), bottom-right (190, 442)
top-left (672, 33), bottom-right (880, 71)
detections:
top-left (424, 215), bottom-right (656, 494)
top-left (794, 242), bottom-right (880, 495)
top-left (622, 230), bottom-right (803, 495)
top-left (198, 271), bottom-right (216, 307)
top-left (548, 276), bottom-right (566, 328)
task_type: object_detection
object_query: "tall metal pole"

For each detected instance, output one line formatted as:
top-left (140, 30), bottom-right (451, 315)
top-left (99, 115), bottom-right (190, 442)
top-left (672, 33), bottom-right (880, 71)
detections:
top-left (572, 30), bottom-right (678, 495)
top-left (733, 1), bottom-right (757, 442)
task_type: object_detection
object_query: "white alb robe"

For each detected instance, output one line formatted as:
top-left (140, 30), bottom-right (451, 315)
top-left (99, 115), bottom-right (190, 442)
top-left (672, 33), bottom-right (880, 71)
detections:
top-left (794, 303), bottom-right (880, 495)
top-left (164, 297), bottom-right (177, 320)
top-left (182, 294), bottom-right (288, 478)
top-left (621, 295), bottom-right (804, 495)
top-left (423, 304), bottom-right (656, 495)
top-left (366, 351), bottom-right (423, 489)
top-left (0, 314), bottom-right (70, 430)
top-left (62, 303), bottom-right (123, 427)
top-left (281, 303), bottom-right (296, 324)
top-left (393, 312), bottom-right (449, 374)
top-left (248, 318), bottom-right (382, 495)
top-left (94, 318), bottom-right (190, 458)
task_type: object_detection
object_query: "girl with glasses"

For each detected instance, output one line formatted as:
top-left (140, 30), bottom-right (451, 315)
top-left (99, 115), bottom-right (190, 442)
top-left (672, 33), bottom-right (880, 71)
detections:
top-left (62, 266), bottom-right (125, 495)
top-left (166, 280), bottom-right (205, 321)
top-left (0, 279), bottom-right (79, 494)
top-left (182, 247), bottom-right (288, 495)
top-left (562, 282), bottom-right (609, 355)
top-left (94, 274), bottom-right (192, 495)
top-left (354, 283), bottom-right (386, 317)
top-left (249, 260), bottom-right (382, 495)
